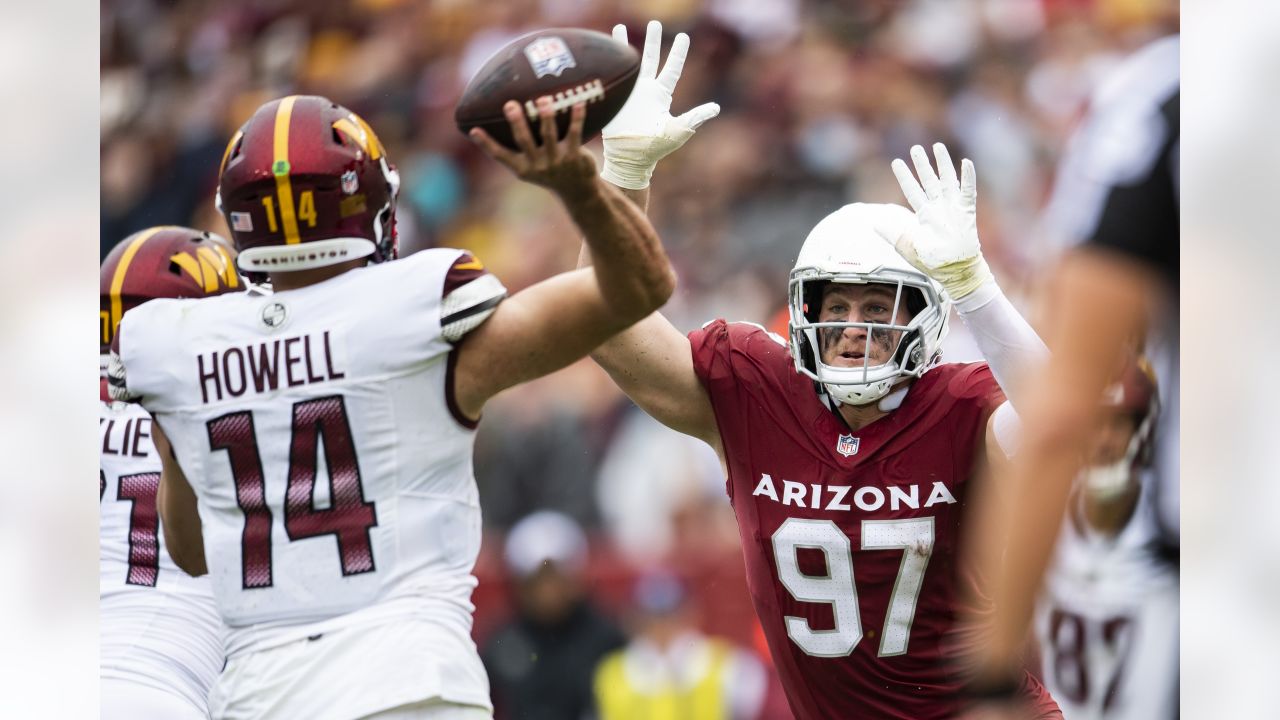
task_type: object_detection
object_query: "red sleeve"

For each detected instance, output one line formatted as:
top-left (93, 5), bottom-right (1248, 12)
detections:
top-left (688, 319), bottom-right (733, 393)
top-left (946, 362), bottom-right (1006, 416)
top-left (688, 319), bottom-right (793, 400)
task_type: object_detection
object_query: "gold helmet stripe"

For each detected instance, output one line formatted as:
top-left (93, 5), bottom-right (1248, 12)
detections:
top-left (219, 129), bottom-right (244, 178)
top-left (353, 113), bottom-right (384, 160)
top-left (109, 226), bottom-right (170, 340)
top-left (272, 96), bottom-right (302, 245)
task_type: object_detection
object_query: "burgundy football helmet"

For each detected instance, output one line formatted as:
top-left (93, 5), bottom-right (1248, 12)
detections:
top-left (1101, 356), bottom-right (1160, 465)
top-left (1082, 356), bottom-right (1160, 498)
top-left (216, 95), bottom-right (400, 273)
top-left (100, 226), bottom-right (244, 355)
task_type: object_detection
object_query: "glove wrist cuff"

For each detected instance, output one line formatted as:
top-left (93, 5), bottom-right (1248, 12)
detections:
top-left (953, 270), bottom-right (1000, 313)
top-left (938, 255), bottom-right (995, 304)
top-left (600, 155), bottom-right (656, 191)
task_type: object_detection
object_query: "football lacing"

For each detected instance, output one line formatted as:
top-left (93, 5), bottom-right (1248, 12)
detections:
top-left (523, 79), bottom-right (605, 119)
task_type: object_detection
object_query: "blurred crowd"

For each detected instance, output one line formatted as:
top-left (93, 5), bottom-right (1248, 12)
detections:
top-left (101, 0), bottom-right (1176, 714)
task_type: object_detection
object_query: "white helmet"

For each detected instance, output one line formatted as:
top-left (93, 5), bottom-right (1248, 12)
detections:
top-left (787, 203), bottom-right (951, 406)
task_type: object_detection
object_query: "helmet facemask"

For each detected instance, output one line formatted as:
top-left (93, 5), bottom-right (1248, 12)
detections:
top-left (788, 269), bottom-right (948, 406)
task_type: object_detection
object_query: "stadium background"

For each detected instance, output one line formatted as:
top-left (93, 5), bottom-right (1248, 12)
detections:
top-left (100, 0), bottom-right (1178, 713)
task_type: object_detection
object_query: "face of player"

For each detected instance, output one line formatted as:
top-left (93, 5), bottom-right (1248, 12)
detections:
top-left (817, 283), bottom-right (912, 368)
top-left (1088, 411), bottom-right (1139, 466)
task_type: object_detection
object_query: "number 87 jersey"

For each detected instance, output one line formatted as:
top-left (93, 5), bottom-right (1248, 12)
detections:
top-left (689, 321), bottom-right (1061, 720)
top-left (113, 248), bottom-right (506, 660)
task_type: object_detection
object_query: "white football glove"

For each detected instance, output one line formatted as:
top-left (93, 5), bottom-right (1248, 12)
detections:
top-left (876, 143), bottom-right (995, 302)
top-left (600, 20), bottom-right (720, 190)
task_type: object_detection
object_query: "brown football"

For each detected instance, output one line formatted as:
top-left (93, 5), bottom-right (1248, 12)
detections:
top-left (455, 28), bottom-right (641, 150)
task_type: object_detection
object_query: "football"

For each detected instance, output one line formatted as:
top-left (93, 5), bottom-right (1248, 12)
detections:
top-left (455, 28), bottom-right (641, 150)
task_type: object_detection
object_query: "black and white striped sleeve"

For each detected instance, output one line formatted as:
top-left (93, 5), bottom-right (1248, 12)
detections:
top-left (440, 252), bottom-right (507, 343)
top-left (106, 324), bottom-right (141, 402)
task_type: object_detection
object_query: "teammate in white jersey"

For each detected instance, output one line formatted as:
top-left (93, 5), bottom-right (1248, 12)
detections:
top-left (100, 226), bottom-right (243, 719)
top-left (108, 94), bottom-right (676, 720)
top-left (1034, 358), bottom-right (1178, 720)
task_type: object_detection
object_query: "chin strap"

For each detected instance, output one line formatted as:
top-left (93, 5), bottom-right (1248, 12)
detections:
top-left (877, 385), bottom-right (911, 412)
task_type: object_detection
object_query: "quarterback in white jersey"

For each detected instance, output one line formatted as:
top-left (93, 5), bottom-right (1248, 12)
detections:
top-left (1035, 359), bottom-right (1178, 720)
top-left (110, 95), bottom-right (677, 720)
top-left (100, 226), bottom-right (243, 719)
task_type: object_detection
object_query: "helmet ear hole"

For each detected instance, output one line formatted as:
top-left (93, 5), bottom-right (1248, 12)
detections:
top-left (906, 288), bottom-right (927, 319)
top-left (228, 135), bottom-right (245, 163)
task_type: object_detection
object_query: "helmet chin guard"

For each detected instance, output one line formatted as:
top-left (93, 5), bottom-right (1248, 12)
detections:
top-left (787, 203), bottom-right (952, 407)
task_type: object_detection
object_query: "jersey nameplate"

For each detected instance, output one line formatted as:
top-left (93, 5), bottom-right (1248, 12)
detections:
top-left (196, 330), bottom-right (346, 404)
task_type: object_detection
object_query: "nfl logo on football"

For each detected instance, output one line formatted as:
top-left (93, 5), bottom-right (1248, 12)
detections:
top-left (836, 434), bottom-right (859, 457)
top-left (524, 37), bottom-right (577, 78)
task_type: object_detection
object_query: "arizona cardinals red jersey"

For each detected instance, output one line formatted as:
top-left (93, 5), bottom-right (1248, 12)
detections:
top-left (689, 320), bottom-right (1058, 719)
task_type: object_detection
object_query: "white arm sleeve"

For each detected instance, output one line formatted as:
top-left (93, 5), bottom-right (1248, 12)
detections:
top-left (990, 401), bottom-right (1021, 457)
top-left (954, 281), bottom-right (1048, 412)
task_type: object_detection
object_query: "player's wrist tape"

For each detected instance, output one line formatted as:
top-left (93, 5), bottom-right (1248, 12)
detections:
top-left (600, 137), bottom-right (663, 190)
top-left (932, 254), bottom-right (995, 303)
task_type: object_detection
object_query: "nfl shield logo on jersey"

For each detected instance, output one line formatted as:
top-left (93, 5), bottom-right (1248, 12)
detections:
top-left (836, 434), bottom-right (859, 457)
top-left (524, 37), bottom-right (577, 78)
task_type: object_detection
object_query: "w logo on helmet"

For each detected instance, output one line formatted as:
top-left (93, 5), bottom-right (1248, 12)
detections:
top-left (170, 246), bottom-right (240, 293)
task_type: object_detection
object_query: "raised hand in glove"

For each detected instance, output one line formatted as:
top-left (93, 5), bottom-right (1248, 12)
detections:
top-left (600, 20), bottom-right (720, 190)
top-left (876, 143), bottom-right (995, 303)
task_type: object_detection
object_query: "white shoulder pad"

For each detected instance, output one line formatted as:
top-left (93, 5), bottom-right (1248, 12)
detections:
top-left (441, 274), bottom-right (507, 343)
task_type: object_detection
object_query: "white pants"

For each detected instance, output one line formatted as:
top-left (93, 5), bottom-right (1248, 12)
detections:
top-left (363, 699), bottom-right (491, 720)
top-left (210, 619), bottom-right (492, 720)
top-left (101, 677), bottom-right (209, 720)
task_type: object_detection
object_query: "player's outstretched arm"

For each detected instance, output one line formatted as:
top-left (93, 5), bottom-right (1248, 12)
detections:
top-left (152, 422), bottom-right (208, 577)
top-left (454, 98), bottom-right (676, 418)
top-left (575, 19), bottom-right (721, 450)
top-left (876, 143), bottom-right (1049, 456)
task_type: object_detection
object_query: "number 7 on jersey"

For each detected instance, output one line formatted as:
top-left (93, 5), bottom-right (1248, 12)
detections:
top-left (772, 517), bottom-right (935, 657)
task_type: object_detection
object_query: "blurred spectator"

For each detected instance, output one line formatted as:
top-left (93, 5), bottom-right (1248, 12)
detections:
top-left (595, 406), bottom-right (723, 564)
top-left (482, 511), bottom-right (627, 720)
top-left (593, 570), bottom-right (767, 720)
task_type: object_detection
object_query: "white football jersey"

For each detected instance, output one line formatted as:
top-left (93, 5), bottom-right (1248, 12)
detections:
top-left (114, 249), bottom-right (505, 714)
top-left (1035, 475), bottom-right (1179, 720)
top-left (99, 396), bottom-right (223, 715)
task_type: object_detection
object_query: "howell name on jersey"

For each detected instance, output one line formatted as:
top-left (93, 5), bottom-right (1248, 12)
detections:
top-left (196, 330), bottom-right (345, 403)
